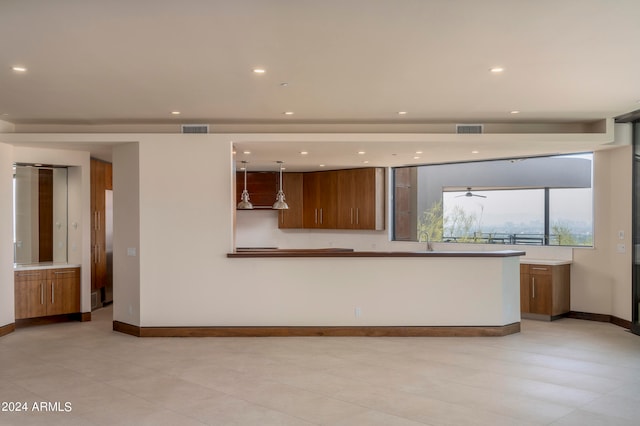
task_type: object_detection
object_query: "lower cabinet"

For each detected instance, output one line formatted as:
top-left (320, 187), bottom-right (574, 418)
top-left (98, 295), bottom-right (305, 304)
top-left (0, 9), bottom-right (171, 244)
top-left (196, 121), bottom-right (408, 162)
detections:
top-left (14, 267), bottom-right (80, 320)
top-left (520, 263), bottom-right (570, 320)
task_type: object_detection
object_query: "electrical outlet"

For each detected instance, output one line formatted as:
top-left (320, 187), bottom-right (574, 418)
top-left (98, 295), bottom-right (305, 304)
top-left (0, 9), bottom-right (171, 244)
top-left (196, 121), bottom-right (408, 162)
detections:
top-left (617, 243), bottom-right (626, 253)
top-left (354, 307), bottom-right (362, 318)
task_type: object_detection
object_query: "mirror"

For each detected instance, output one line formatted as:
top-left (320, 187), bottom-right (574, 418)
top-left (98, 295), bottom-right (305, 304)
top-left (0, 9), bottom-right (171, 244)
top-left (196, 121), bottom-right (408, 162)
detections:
top-left (13, 164), bottom-right (68, 264)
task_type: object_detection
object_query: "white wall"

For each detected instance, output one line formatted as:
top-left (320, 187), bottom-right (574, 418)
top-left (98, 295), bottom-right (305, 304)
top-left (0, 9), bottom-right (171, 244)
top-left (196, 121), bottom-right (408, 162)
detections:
top-left (572, 146), bottom-right (632, 320)
top-left (0, 142), bottom-right (15, 327)
top-left (113, 143), bottom-right (141, 326)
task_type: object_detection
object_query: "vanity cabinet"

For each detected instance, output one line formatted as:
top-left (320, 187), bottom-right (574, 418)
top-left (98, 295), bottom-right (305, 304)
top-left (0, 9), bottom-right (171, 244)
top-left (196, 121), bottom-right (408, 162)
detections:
top-left (520, 263), bottom-right (570, 320)
top-left (14, 267), bottom-right (81, 320)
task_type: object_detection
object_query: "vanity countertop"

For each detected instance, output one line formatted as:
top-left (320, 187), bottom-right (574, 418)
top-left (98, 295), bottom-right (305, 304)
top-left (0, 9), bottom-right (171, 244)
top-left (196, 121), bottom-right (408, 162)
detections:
top-left (520, 258), bottom-right (572, 266)
top-left (14, 263), bottom-right (81, 271)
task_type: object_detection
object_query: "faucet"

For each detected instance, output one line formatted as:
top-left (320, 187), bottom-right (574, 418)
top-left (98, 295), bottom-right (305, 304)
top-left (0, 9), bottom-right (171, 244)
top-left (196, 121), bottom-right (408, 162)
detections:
top-left (424, 233), bottom-right (433, 252)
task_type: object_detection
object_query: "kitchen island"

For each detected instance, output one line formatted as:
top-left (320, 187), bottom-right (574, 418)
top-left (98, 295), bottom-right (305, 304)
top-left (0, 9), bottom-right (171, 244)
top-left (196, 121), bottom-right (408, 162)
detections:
top-left (226, 249), bottom-right (524, 337)
top-left (116, 248), bottom-right (525, 337)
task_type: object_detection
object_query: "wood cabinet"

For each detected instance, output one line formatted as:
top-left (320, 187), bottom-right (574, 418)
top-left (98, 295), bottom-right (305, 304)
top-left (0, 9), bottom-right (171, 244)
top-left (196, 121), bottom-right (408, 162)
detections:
top-left (278, 172), bottom-right (304, 228)
top-left (303, 171), bottom-right (338, 228)
top-left (235, 172), bottom-right (278, 208)
top-left (520, 263), bottom-right (570, 320)
top-left (337, 168), bottom-right (384, 230)
top-left (238, 167), bottom-right (385, 231)
top-left (91, 158), bottom-right (111, 292)
top-left (14, 268), bottom-right (80, 320)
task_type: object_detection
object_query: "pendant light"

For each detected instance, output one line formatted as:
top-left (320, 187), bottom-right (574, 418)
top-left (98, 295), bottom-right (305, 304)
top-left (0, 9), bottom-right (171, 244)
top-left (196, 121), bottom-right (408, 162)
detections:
top-left (237, 161), bottom-right (253, 210)
top-left (272, 160), bottom-right (289, 210)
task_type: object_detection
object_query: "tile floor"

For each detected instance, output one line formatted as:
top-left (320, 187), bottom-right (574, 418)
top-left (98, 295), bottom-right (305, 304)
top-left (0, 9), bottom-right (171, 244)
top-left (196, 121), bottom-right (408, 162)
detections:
top-left (1, 307), bottom-right (640, 425)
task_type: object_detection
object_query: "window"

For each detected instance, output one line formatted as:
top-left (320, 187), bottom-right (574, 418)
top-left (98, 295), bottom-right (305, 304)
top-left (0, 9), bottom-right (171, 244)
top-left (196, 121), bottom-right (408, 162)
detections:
top-left (393, 153), bottom-right (593, 246)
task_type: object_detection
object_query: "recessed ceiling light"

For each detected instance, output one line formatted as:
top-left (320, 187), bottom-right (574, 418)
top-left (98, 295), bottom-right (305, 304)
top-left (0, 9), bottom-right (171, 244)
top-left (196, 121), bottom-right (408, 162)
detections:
top-left (358, 151), bottom-right (366, 155)
top-left (243, 151), bottom-right (251, 155)
top-left (283, 111), bottom-right (294, 115)
top-left (510, 110), bottom-right (520, 114)
top-left (300, 151), bottom-right (308, 155)
top-left (239, 167), bottom-right (246, 171)
top-left (171, 111), bottom-right (181, 115)
top-left (490, 67), bottom-right (504, 73)
top-left (413, 156), bottom-right (420, 160)
top-left (472, 150), bottom-right (480, 154)
top-left (319, 164), bottom-right (325, 167)
top-left (415, 151), bottom-right (423, 154)
top-left (363, 160), bottom-right (369, 164)
top-left (253, 68), bottom-right (266, 74)
top-left (11, 66), bottom-right (27, 72)
top-left (398, 111), bottom-right (408, 115)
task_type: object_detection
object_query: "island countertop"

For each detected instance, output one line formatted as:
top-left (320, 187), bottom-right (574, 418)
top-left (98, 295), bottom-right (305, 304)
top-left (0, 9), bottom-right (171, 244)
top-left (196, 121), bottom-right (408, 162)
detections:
top-left (227, 249), bottom-right (526, 258)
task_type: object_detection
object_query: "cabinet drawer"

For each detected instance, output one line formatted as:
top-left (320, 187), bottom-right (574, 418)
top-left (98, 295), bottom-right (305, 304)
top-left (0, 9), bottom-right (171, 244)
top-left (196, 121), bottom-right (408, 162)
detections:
top-left (528, 265), bottom-right (552, 275)
top-left (15, 270), bottom-right (47, 280)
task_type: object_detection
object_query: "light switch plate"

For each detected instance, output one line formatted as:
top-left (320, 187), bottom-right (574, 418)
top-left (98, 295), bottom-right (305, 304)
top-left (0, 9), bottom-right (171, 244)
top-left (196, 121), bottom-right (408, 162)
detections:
top-left (127, 247), bottom-right (137, 256)
top-left (619, 230), bottom-right (625, 240)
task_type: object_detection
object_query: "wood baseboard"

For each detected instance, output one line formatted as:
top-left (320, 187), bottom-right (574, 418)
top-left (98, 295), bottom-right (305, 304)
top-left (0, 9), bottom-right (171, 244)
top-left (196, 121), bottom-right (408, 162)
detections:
top-left (0, 322), bottom-right (15, 337)
top-left (567, 311), bottom-right (632, 329)
top-left (112, 321), bottom-right (520, 338)
top-left (15, 312), bottom-right (87, 328)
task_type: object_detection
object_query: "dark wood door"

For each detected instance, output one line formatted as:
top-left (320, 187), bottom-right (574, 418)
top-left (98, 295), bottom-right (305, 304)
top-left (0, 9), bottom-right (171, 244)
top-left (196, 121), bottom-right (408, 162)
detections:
top-left (529, 273), bottom-right (552, 315)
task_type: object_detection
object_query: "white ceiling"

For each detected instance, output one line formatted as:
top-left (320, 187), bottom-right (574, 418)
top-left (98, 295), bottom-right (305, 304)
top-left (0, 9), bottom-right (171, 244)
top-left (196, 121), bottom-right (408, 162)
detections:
top-left (1, 0), bottom-right (639, 169)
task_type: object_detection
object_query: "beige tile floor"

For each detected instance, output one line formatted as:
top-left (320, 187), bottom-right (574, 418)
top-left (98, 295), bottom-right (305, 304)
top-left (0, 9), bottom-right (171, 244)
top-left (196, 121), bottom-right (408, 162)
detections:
top-left (1, 306), bottom-right (640, 425)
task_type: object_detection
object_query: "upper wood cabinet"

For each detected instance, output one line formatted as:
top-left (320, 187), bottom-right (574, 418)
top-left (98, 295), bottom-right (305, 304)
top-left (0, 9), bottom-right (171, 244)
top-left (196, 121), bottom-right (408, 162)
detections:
top-left (235, 172), bottom-right (278, 208)
top-left (278, 173), bottom-right (304, 229)
top-left (238, 167), bottom-right (385, 231)
top-left (337, 168), bottom-right (384, 230)
top-left (303, 171), bottom-right (338, 228)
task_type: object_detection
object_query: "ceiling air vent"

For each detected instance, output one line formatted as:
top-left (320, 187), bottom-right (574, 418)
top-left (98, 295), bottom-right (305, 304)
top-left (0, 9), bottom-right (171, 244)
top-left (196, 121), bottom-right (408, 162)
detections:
top-left (181, 124), bottom-right (209, 134)
top-left (456, 124), bottom-right (483, 134)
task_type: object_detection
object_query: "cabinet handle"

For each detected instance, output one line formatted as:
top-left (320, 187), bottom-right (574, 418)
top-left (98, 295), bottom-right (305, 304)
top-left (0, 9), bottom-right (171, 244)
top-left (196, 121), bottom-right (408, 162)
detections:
top-left (350, 208), bottom-right (353, 224)
top-left (40, 282), bottom-right (44, 305)
top-left (17, 272), bottom-right (40, 277)
top-left (51, 282), bottom-right (54, 304)
top-left (532, 277), bottom-right (536, 299)
top-left (314, 209), bottom-right (318, 224)
top-left (94, 211), bottom-right (98, 230)
top-left (320, 208), bottom-right (323, 224)
top-left (98, 211), bottom-right (101, 230)
top-left (54, 270), bottom-right (76, 275)
top-left (531, 267), bottom-right (548, 271)
top-left (356, 208), bottom-right (359, 225)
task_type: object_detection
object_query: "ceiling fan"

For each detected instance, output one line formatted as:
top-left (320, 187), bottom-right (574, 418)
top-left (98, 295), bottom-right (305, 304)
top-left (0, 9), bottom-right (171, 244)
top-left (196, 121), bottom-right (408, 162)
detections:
top-left (456, 187), bottom-right (487, 198)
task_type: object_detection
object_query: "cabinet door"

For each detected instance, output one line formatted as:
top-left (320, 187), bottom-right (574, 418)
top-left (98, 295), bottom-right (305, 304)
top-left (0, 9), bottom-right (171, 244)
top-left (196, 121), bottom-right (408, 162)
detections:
top-left (48, 268), bottom-right (80, 315)
top-left (91, 159), bottom-right (107, 291)
top-left (279, 173), bottom-right (304, 228)
top-left (520, 265), bottom-right (530, 313)
top-left (352, 168), bottom-right (378, 229)
top-left (337, 169), bottom-right (357, 229)
top-left (303, 171), bottom-right (338, 228)
top-left (317, 171), bottom-right (337, 228)
top-left (529, 273), bottom-right (552, 315)
top-left (14, 271), bottom-right (47, 319)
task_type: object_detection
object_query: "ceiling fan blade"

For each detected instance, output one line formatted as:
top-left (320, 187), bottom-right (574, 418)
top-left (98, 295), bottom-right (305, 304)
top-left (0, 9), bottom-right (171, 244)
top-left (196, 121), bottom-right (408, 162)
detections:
top-left (472, 194), bottom-right (487, 198)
